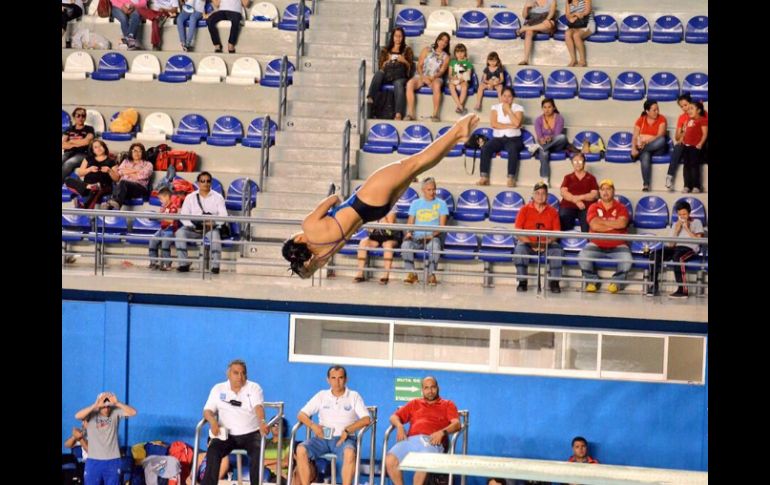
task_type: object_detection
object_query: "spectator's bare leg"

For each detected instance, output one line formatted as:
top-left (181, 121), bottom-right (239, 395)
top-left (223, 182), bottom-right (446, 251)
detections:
top-left (385, 454), bottom-right (404, 485)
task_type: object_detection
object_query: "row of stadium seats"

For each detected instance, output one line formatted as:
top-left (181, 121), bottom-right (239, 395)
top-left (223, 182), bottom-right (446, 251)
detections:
top-left (62, 109), bottom-right (277, 148)
top-left (397, 9), bottom-right (708, 43)
top-left (62, 51), bottom-right (295, 86)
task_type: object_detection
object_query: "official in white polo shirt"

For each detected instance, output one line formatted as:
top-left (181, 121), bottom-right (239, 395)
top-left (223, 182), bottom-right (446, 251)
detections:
top-left (295, 366), bottom-right (371, 485)
top-left (201, 359), bottom-right (270, 485)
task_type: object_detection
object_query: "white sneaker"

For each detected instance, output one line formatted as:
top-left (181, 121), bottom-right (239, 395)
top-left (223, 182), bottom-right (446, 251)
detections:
top-left (665, 175), bottom-right (673, 190)
top-left (692, 187), bottom-right (701, 194)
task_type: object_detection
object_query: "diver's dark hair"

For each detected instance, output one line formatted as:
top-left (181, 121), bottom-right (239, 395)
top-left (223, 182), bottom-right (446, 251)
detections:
top-left (282, 237), bottom-right (312, 277)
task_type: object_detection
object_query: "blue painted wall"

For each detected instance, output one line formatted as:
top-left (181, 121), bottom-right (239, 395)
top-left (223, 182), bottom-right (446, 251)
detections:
top-left (62, 300), bottom-right (708, 473)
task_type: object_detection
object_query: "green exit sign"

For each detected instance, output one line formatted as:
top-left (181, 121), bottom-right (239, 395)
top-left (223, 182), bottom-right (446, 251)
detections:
top-left (395, 377), bottom-right (422, 401)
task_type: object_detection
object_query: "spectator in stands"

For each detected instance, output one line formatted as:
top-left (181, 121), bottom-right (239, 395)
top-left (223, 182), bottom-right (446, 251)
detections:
top-left (295, 366), bottom-right (372, 485)
top-left (106, 143), bottom-right (154, 210)
top-left (148, 187), bottom-right (181, 271)
top-left (62, 1), bottom-right (84, 38)
top-left (645, 200), bottom-right (704, 298)
top-left (263, 418), bottom-right (291, 482)
top-left (405, 32), bottom-right (451, 122)
top-left (207, 0), bottom-right (250, 54)
top-left (517, 0), bottom-right (558, 65)
top-left (111, 0), bottom-right (146, 50)
top-left (63, 420), bottom-right (89, 455)
top-left (559, 152), bottom-right (598, 232)
top-left (681, 101), bottom-right (708, 194)
top-left (402, 177), bottom-right (449, 286)
top-left (447, 43), bottom-right (473, 115)
top-left (178, 0), bottom-right (207, 51)
top-left (474, 51), bottom-right (505, 111)
top-left (532, 98), bottom-right (568, 185)
top-left (66, 139), bottom-right (120, 209)
top-left (366, 27), bottom-right (414, 120)
top-left (200, 359), bottom-right (270, 485)
top-left (74, 392), bottom-right (137, 485)
top-left (137, 0), bottom-right (179, 51)
top-left (513, 182), bottom-right (564, 293)
top-left (631, 100), bottom-right (668, 192)
top-left (477, 87), bottom-right (524, 187)
top-left (175, 171), bottom-right (229, 273)
top-left (282, 114), bottom-right (478, 279)
top-left (578, 179), bottom-right (632, 293)
top-left (353, 210), bottom-right (402, 284)
top-left (384, 376), bottom-right (461, 485)
top-left (568, 436), bottom-right (598, 463)
top-left (666, 94), bottom-right (708, 191)
top-left (62, 107), bottom-right (95, 183)
top-left (564, 0), bottom-right (595, 67)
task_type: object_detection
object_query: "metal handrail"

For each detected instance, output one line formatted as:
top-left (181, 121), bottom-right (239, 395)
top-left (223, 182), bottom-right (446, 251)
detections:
top-left (259, 114), bottom-right (272, 188)
top-left (278, 56), bottom-right (289, 129)
top-left (341, 119), bottom-right (352, 198)
top-left (357, 60), bottom-right (366, 136)
top-left (296, 0), bottom-right (307, 69)
top-left (385, 0), bottom-right (395, 32)
top-left (373, 0), bottom-right (381, 70)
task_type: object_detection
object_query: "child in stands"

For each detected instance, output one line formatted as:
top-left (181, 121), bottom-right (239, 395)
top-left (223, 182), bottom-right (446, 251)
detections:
top-left (448, 44), bottom-right (474, 115)
top-left (475, 51), bottom-right (505, 111)
top-left (148, 187), bottom-right (181, 271)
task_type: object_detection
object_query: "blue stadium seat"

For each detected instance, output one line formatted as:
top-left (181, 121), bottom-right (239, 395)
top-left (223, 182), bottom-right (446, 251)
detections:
top-left (512, 68), bottom-right (544, 98)
top-left (618, 15), bottom-right (650, 43)
top-left (553, 14), bottom-right (568, 41)
top-left (454, 189), bottom-right (490, 221)
top-left (225, 178), bottom-right (259, 211)
top-left (363, 123), bottom-right (399, 154)
top-left (62, 183), bottom-right (75, 202)
top-left (572, 131), bottom-right (604, 162)
top-left (685, 16), bottom-right (708, 44)
top-left (482, 70), bottom-right (512, 98)
top-left (682, 72), bottom-right (708, 102)
top-left (489, 190), bottom-right (524, 223)
top-left (558, 231), bottom-right (587, 266)
top-left (630, 233), bottom-right (664, 268)
top-left (221, 222), bottom-right (242, 248)
top-left (651, 138), bottom-right (673, 164)
top-left (456, 10), bottom-right (489, 38)
top-left (102, 111), bottom-right (138, 141)
top-left (126, 217), bottom-right (161, 245)
top-left (194, 177), bottom-right (225, 196)
top-left (546, 193), bottom-right (559, 211)
top-left (464, 127), bottom-right (494, 158)
top-left (260, 58), bottom-right (295, 87)
top-left (647, 72), bottom-right (680, 102)
top-left (277, 4), bottom-right (312, 31)
top-left (207, 116), bottom-right (243, 146)
top-left (339, 228), bottom-right (368, 255)
top-left (443, 71), bottom-right (479, 96)
top-left (544, 69), bottom-right (578, 99)
top-left (489, 11), bottom-right (520, 40)
top-left (670, 197), bottom-right (707, 226)
top-left (395, 9), bottom-right (426, 36)
top-left (652, 15), bottom-right (683, 43)
top-left (62, 214), bottom-right (91, 242)
top-left (394, 187), bottom-right (419, 218)
top-left (634, 196), bottom-right (669, 229)
top-left (242, 117), bottom-right (278, 148)
top-left (170, 114), bottom-right (209, 144)
top-left (614, 195), bottom-right (634, 221)
top-left (91, 52), bottom-right (128, 81)
top-left (397, 124), bottom-right (433, 155)
top-left (436, 126), bottom-right (464, 157)
top-left (88, 216), bottom-right (128, 244)
top-left (587, 14), bottom-right (617, 42)
top-left (605, 131), bottom-right (634, 163)
top-left (612, 71), bottom-right (646, 101)
top-left (158, 55), bottom-right (195, 83)
top-left (62, 110), bottom-right (72, 133)
top-left (578, 70), bottom-right (612, 100)
top-left (443, 232), bottom-right (478, 260)
top-left (436, 187), bottom-right (455, 216)
top-left (479, 232), bottom-right (515, 263)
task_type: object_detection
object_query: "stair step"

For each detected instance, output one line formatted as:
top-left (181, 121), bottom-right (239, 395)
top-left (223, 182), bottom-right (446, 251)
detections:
top-left (293, 71), bottom-right (360, 88)
top-left (290, 85), bottom-right (362, 103)
top-left (263, 177), bottom-right (340, 194)
top-left (276, 130), bottom-right (361, 149)
top-left (269, 161), bottom-right (343, 178)
top-left (297, 56), bottom-right (366, 73)
top-left (273, 146), bottom-right (354, 163)
top-left (304, 43), bottom-right (371, 60)
top-left (288, 100), bottom-right (358, 120)
top-left (282, 116), bottom-right (358, 133)
top-left (258, 191), bottom-right (326, 210)
top-left (305, 29), bottom-right (382, 46)
top-left (312, 2), bottom-right (383, 16)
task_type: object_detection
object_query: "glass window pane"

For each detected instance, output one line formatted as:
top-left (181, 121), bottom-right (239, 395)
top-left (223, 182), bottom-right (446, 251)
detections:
top-left (294, 319), bottom-right (389, 360)
top-left (499, 330), bottom-right (558, 369)
top-left (394, 325), bottom-right (489, 365)
top-left (563, 332), bottom-right (599, 371)
top-left (667, 337), bottom-right (705, 382)
top-left (601, 335), bottom-right (665, 374)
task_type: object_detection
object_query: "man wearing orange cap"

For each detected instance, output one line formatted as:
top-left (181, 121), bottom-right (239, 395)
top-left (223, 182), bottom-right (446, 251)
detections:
top-left (578, 179), bottom-right (632, 293)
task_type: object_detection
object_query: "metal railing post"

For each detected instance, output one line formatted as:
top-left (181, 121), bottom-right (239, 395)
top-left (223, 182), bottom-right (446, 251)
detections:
top-left (358, 60), bottom-right (366, 136)
top-left (373, 1), bottom-right (381, 70)
top-left (296, 0), bottom-right (306, 69)
top-left (341, 119), bottom-right (351, 198)
top-left (278, 56), bottom-right (288, 129)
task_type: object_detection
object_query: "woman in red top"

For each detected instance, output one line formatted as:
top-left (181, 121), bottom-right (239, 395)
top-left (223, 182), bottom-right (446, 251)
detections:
top-left (681, 101), bottom-right (708, 193)
top-left (631, 100), bottom-right (668, 192)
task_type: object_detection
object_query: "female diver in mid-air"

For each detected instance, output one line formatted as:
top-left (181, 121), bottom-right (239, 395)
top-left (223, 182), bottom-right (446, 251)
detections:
top-left (283, 113), bottom-right (480, 278)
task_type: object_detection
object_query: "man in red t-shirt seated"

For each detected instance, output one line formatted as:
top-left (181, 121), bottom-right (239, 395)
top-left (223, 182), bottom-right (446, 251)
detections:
top-left (578, 179), bottom-right (632, 294)
top-left (384, 377), bottom-right (461, 485)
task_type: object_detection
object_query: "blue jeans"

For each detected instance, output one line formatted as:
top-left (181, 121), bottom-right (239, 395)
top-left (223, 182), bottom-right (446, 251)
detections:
top-left (368, 70), bottom-right (407, 117)
top-left (111, 8), bottom-right (142, 39)
top-left (578, 243), bottom-right (633, 288)
top-left (401, 237), bottom-right (442, 275)
top-left (177, 10), bottom-right (203, 46)
top-left (149, 228), bottom-right (175, 265)
top-left (538, 134), bottom-right (568, 179)
top-left (175, 226), bottom-right (222, 269)
top-left (513, 242), bottom-right (563, 283)
top-left (480, 136), bottom-right (523, 178)
top-left (559, 206), bottom-right (590, 233)
top-left (666, 143), bottom-right (685, 178)
top-left (637, 136), bottom-right (667, 187)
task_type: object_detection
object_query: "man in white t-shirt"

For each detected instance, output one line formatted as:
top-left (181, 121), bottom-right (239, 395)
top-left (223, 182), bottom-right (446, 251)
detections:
top-left (295, 366), bottom-right (372, 485)
top-left (201, 359), bottom-right (270, 485)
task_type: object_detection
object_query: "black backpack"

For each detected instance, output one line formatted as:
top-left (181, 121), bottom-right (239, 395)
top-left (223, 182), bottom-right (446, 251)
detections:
top-left (371, 90), bottom-right (396, 120)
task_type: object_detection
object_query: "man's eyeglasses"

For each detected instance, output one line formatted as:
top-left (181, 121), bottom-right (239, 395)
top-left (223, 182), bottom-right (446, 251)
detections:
top-left (198, 179), bottom-right (212, 183)
top-left (228, 399), bottom-right (242, 407)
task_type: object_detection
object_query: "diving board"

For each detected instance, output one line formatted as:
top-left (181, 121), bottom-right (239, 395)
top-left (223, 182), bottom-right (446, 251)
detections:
top-left (399, 452), bottom-right (707, 485)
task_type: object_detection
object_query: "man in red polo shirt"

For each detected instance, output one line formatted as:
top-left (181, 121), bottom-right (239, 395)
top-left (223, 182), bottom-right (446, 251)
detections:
top-left (384, 377), bottom-right (461, 485)
top-left (513, 181), bottom-right (564, 293)
top-left (578, 179), bottom-right (632, 293)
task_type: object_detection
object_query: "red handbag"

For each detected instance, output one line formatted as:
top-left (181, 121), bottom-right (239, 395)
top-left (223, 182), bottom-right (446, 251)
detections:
top-left (97, 0), bottom-right (112, 18)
